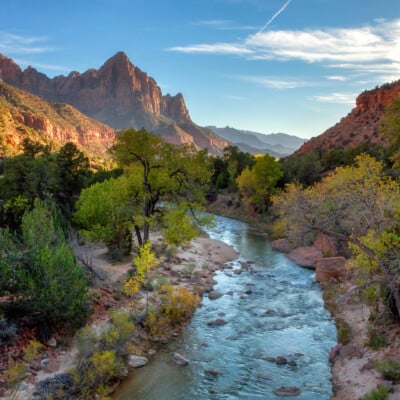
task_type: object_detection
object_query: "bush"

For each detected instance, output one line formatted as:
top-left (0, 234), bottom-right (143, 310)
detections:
top-left (374, 359), bottom-right (400, 382)
top-left (0, 313), bottom-right (17, 344)
top-left (337, 319), bottom-right (352, 345)
top-left (367, 328), bottom-right (388, 349)
top-left (363, 386), bottom-right (390, 400)
top-left (144, 285), bottom-right (199, 335)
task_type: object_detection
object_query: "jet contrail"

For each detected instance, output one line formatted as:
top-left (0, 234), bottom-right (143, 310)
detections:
top-left (258, 0), bottom-right (293, 34)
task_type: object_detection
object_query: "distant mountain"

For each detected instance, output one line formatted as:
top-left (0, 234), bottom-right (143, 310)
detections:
top-left (0, 52), bottom-right (228, 155)
top-left (295, 80), bottom-right (400, 156)
top-left (0, 80), bottom-right (115, 157)
top-left (207, 126), bottom-right (306, 156)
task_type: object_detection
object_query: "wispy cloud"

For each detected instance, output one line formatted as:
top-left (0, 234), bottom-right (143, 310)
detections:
top-left (13, 58), bottom-right (70, 73)
top-left (258, 0), bottom-right (292, 33)
top-left (312, 92), bottom-right (357, 104)
top-left (169, 43), bottom-right (253, 55)
top-left (326, 75), bottom-right (348, 81)
top-left (0, 32), bottom-right (54, 54)
top-left (231, 75), bottom-right (313, 89)
top-left (168, 18), bottom-right (400, 82)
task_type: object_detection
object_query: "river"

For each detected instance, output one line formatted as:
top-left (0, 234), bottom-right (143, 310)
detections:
top-left (113, 215), bottom-right (337, 399)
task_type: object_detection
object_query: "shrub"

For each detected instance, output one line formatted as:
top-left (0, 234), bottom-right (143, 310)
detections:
top-left (367, 328), bottom-right (388, 349)
top-left (0, 313), bottom-right (17, 345)
top-left (336, 319), bottom-right (352, 345)
top-left (144, 285), bottom-right (199, 335)
top-left (363, 386), bottom-right (390, 400)
top-left (374, 359), bottom-right (400, 382)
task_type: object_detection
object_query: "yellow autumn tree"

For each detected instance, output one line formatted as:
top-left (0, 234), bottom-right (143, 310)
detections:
top-left (123, 241), bottom-right (160, 296)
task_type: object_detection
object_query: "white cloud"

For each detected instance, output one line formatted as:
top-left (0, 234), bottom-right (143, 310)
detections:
top-left (168, 43), bottom-right (253, 55)
top-left (231, 75), bottom-right (313, 89)
top-left (312, 92), bottom-right (357, 104)
top-left (13, 58), bottom-right (70, 72)
top-left (0, 32), bottom-right (53, 54)
top-left (168, 18), bottom-right (400, 81)
top-left (326, 75), bottom-right (348, 81)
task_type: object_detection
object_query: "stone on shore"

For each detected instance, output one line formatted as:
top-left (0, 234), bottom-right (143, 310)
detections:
top-left (287, 246), bottom-right (323, 269)
top-left (128, 355), bottom-right (149, 368)
top-left (315, 257), bottom-right (347, 282)
top-left (172, 352), bottom-right (189, 366)
top-left (271, 238), bottom-right (291, 253)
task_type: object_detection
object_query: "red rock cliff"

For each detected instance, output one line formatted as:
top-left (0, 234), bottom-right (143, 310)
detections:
top-left (0, 52), bottom-right (228, 154)
top-left (295, 80), bottom-right (400, 155)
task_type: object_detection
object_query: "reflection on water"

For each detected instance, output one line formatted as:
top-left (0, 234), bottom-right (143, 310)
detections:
top-left (113, 215), bottom-right (336, 400)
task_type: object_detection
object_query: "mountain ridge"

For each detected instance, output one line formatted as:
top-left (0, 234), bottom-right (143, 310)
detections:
top-left (207, 125), bottom-right (306, 156)
top-left (0, 80), bottom-right (115, 158)
top-left (294, 80), bottom-right (400, 156)
top-left (0, 52), bottom-right (228, 155)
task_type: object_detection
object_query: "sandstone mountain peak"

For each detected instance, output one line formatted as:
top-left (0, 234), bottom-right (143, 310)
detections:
top-left (0, 53), bottom-right (228, 154)
top-left (295, 79), bottom-right (400, 155)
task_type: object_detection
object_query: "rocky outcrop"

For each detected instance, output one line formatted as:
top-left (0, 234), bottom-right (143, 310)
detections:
top-left (287, 246), bottom-right (323, 269)
top-left (315, 257), bottom-right (347, 282)
top-left (0, 81), bottom-right (115, 157)
top-left (295, 80), bottom-right (400, 155)
top-left (0, 53), bottom-right (229, 154)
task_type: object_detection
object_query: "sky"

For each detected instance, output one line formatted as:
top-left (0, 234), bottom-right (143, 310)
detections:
top-left (1, 0), bottom-right (400, 139)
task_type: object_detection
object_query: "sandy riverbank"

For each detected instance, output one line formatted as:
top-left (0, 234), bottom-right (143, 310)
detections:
top-left (2, 235), bottom-right (238, 399)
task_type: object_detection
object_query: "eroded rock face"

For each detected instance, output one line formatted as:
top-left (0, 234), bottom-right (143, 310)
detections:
top-left (0, 53), bottom-right (228, 154)
top-left (315, 257), bottom-right (347, 282)
top-left (0, 81), bottom-right (115, 156)
top-left (295, 80), bottom-right (400, 155)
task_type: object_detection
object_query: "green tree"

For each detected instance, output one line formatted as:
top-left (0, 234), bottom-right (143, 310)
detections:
top-left (74, 175), bottom-right (142, 256)
top-left (236, 154), bottom-right (283, 212)
top-left (0, 200), bottom-right (89, 337)
top-left (110, 128), bottom-right (212, 246)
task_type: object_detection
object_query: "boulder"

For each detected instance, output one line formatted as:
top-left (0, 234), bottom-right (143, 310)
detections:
top-left (315, 257), bottom-right (347, 282)
top-left (275, 356), bottom-right (288, 365)
top-left (40, 358), bottom-right (61, 373)
top-left (207, 318), bottom-right (228, 326)
top-left (128, 355), bottom-right (149, 368)
top-left (171, 352), bottom-right (189, 366)
top-left (271, 238), bottom-right (291, 253)
top-left (274, 386), bottom-right (301, 396)
top-left (313, 233), bottom-right (338, 257)
top-left (287, 246), bottom-right (323, 268)
top-left (208, 291), bottom-right (223, 300)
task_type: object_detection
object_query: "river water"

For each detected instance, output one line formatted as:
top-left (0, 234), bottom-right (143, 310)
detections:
top-left (113, 215), bottom-right (337, 399)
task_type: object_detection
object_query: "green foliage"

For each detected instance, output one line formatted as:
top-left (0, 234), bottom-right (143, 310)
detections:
top-left (236, 154), bottom-right (283, 212)
top-left (74, 175), bottom-right (142, 255)
top-left (0, 141), bottom-right (91, 230)
top-left (381, 97), bottom-right (400, 168)
top-left (0, 200), bottom-right (89, 330)
top-left (0, 312), bottom-right (17, 345)
top-left (367, 327), bottom-right (388, 349)
top-left (19, 200), bottom-right (89, 326)
top-left (336, 319), bottom-right (352, 345)
top-left (374, 359), bottom-right (400, 381)
top-left (109, 128), bottom-right (212, 247)
top-left (363, 386), bottom-right (390, 400)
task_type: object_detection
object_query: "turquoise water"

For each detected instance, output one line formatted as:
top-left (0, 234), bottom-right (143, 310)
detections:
top-left (113, 215), bottom-right (337, 399)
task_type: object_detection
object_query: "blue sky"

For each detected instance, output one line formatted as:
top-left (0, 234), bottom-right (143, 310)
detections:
top-left (1, 0), bottom-right (399, 139)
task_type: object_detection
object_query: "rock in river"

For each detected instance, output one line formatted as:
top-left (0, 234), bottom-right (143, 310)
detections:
top-left (208, 290), bottom-right (223, 300)
top-left (172, 352), bottom-right (189, 366)
top-left (274, 386), bottom-right (301, 396)
top-left (207, 318), bottom-right (228, 326)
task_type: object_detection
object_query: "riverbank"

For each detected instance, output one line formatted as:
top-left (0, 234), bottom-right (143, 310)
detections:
top-left (1, 235), bottom-right (238, 399)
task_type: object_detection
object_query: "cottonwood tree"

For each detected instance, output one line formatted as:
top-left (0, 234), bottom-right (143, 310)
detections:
top-left (272, 153), bottom-right (400, 316)
top-left (236, 154), bottom-right (283, 212)
top-left (109, 128), bottom-right (212, 247)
